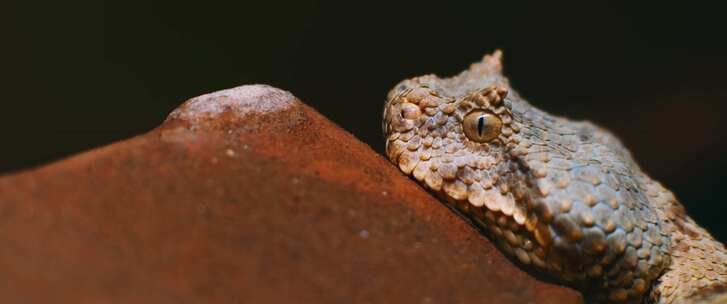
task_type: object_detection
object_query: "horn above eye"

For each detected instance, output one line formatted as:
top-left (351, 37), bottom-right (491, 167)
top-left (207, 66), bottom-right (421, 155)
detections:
top-left (463, 111), bottom-right (502, 143)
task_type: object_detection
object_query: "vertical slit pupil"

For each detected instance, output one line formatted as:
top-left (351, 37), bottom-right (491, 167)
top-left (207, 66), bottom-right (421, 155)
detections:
top-left (477, 116), bottom-right (485, 136)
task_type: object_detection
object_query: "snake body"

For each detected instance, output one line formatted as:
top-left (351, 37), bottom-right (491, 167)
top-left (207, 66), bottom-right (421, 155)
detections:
top-left (382, 51), bottom-right (727, 303)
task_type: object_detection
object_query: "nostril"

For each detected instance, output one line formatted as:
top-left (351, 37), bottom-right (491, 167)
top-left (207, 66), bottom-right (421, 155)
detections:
top-left (400, 103), bottom-right (421, 120)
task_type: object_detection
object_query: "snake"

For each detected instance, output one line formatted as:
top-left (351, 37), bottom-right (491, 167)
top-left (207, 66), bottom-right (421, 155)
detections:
top-left (382, 51), bottom-right (727, 304)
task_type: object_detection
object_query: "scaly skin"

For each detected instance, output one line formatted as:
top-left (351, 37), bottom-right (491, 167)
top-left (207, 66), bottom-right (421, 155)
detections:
top-left (382, 51), bottom-right (727, 303)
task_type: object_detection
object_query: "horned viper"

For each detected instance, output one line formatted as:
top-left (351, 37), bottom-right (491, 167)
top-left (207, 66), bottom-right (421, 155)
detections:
top-left (382, 51), bottom-right (727, 304)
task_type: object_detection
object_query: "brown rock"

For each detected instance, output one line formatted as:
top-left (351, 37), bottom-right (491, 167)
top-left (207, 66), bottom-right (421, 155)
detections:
top-left (0, 84), bottom-right (582, 303)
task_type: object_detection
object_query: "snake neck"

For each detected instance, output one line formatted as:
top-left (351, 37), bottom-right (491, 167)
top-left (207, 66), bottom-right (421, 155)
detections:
top-left (642, 178), bottom-right (727, 304)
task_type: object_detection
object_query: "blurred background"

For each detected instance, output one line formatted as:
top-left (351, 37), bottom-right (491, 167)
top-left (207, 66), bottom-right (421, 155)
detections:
top-left (2, 2), bottom-right (726, 240)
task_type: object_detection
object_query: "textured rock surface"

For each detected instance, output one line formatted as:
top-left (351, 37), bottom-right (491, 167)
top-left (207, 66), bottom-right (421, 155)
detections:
top-left (0, 84), bottom-right (581, 303)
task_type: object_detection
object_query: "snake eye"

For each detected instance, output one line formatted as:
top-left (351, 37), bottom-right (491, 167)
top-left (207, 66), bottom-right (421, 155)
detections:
top-left (463, 111), bottom-right (502, 143)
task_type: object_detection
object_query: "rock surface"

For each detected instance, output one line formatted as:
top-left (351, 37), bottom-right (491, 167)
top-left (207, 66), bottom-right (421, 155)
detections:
top-left (0, 84), bottom-right (582, 303)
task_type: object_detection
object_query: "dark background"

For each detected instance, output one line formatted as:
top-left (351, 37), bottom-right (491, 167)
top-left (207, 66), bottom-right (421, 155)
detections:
top-left (2, 2), bottom-right (726, 240)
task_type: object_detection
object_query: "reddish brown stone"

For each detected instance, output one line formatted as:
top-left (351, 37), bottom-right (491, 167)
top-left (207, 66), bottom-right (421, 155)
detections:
top-left (0, 85), bottom-right (582, 303)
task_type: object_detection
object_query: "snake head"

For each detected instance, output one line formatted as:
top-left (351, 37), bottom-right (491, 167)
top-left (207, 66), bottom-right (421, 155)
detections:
top-left (382, 51), bottom-right (523, 214)
top-left (382, 51), bottom-right (674, 303)
top-left (383, 83), bottom-right (516, 197)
